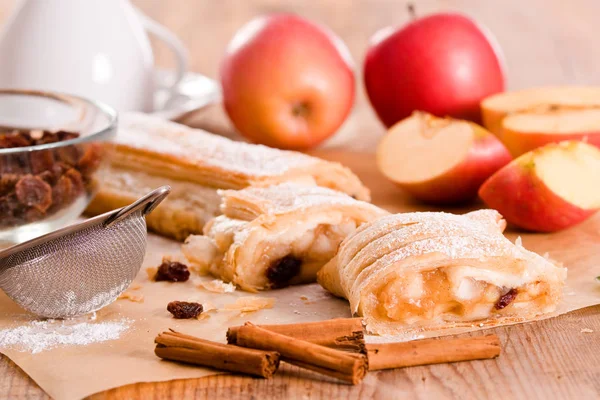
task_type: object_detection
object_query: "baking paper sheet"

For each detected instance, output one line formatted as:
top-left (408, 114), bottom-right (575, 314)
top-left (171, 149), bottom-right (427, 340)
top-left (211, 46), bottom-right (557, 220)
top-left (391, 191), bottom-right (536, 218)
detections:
top-left (0, 207), bottom-right (598, 400)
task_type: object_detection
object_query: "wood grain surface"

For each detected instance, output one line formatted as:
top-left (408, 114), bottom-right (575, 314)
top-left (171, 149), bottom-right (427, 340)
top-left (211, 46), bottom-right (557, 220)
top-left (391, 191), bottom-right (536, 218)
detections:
top-left (0, 0), bottom-right (599, 399)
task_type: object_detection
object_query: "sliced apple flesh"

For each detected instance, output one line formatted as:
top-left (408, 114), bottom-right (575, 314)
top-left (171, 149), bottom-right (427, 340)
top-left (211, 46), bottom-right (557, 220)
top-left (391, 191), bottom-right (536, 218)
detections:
top-left (377, 112), bottom-right (511, 204)
top-left (377, 112), bottom-right (473, 183)
top-left (479, 141), bottom-right (600, 232)
top-left (500, 107), bottom-right (600, 157)
top-left (481, 86), bottom-right (600, 137)
top-left (535, 141), bottom-right (600, 210)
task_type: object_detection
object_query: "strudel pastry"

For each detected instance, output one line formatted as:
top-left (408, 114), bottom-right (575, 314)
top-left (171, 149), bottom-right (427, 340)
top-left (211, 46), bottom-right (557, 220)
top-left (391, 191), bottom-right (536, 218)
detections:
top-left (182, 183), bottom-right (387, 291)
top-left (86, 112), bottom-right (370, 240)
top-left (317, 210), bottom-right (567, 335)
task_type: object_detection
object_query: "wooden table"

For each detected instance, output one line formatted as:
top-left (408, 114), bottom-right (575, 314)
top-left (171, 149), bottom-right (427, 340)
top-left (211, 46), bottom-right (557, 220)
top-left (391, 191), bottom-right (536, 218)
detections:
top-left (1, 0), bottom-right (600, 398)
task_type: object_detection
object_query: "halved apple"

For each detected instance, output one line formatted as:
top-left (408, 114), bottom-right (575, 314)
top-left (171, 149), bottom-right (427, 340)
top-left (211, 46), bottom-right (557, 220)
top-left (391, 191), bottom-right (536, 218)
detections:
top-left (481, 86), bottom-right (600, 156)
top-left (376, 112), bottom-right (511, 204)
top-left (479, 141), bottom-right (600, 232)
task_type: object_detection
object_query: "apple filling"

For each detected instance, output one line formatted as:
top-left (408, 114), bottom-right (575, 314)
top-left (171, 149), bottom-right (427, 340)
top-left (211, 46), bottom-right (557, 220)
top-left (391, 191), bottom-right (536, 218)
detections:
top-left (261, 220), bottom-right (359, 288)
top-left (375, 268), bottom-right (552, 325)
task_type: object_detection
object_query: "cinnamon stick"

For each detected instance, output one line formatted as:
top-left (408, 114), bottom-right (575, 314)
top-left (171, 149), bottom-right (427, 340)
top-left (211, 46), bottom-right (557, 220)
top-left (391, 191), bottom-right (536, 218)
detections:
top-left (227, 318), bottom-right (365, 352)
top-left (234, 322), bottom-right (368, 385)
top-left (154, 330), bottom-right (280, 378)
top-left (366, 334), bottom-right (501, 370)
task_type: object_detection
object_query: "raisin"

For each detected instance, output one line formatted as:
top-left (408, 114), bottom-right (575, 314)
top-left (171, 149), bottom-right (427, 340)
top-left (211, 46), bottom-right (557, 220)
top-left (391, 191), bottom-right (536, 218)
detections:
top-left (56, 130), bottom-right (79, 142)
top-left (495, 288), bottom-right (518, 310)
top-left (37, 170), bottom-right (54, 184)
top-left (51, 162), bottom-right (69, 181)
top-left (55, 145), bottom-right (80, 166)
top-left (0, 129), bottom-right (92, 226)
top-left (155, 261), bottom-right (190, 282)
top-left (77, 143), bottom-right (104, 176)
top-left (266, 255), bottom-right (302, 288)
top-left (35, 133), bottom-right (58, 145)
top-left (0, 174), bottom-right (19, 196)
top-left (0, 194), bottom-right (20, 216)
top-left (15, 175), bottom-right (52, 212)
top-left (167, 301), bottom-right (203, 319)
top-left (30, 150), bottom-right (55, 174)
top-left (0, 133), bottom-right (32, 148)
top-left (3, 154), bottom-right (29, 174)
top-left (24, 207), bottom-right (45, 222)
top-left (64, 168), bottom-right (84, 195)
top-left (51, 175), bottom-right (74, 208)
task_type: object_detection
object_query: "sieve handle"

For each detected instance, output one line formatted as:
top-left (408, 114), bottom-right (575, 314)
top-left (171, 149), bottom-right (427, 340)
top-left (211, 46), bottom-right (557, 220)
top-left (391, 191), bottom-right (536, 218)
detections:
top-left (103, 186), bottom-right (171, 228)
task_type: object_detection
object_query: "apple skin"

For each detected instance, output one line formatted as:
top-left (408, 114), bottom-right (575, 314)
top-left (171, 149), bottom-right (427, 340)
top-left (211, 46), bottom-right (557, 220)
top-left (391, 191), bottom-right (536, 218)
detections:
top-left (397, 126), bottom-right (511, 204)
top-left (502, 127), bottom-right (600, 157)
top-left (478, 158), bottom-right (595, 232)
top-left (364, 13), bottom-right (505, 127)
top-left (220, 14), bottom-right (355, 150)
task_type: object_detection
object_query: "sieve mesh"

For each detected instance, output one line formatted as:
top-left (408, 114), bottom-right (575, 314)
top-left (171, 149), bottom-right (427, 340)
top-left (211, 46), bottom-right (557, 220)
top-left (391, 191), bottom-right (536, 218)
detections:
top-left (0, 211), bottom-right (147, 318)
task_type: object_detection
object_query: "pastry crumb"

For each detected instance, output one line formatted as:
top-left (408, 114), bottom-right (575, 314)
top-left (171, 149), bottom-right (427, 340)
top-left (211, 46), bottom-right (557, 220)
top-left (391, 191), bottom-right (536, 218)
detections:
top-left (196, 279), bottom-right (236, 293)
top-left (299, 295), bottom-right (314, 305)
top-left (161, 253), bottom-right (188, 264)
top-left (146, 267), bottom-right (158, 281)
top-left (202, 302), bottom-right (217, 313)
top-left (118, 291), bottom-right (144, 303)
top-left (224, 297), bottom-right (275, 313)
top-left (514, 236), bottom-right (522, 247)
top-left (197, 302), bottom-right (218, 321)
top-left (128, 283), bottom-right (142, 291)
top-left (580, 328), bottom-right (594, 333)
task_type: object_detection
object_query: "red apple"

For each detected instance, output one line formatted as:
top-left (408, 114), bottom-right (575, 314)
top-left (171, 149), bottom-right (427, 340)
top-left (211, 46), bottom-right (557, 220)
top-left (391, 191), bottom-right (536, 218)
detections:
top-left (376, 112), bottom-right (511, 204)
top-left (220, 14), bottom-right (355, 150)
top-left (364, 11), bottom-right (505, 127)
top-left (479, 141), bottom-right (600, 232)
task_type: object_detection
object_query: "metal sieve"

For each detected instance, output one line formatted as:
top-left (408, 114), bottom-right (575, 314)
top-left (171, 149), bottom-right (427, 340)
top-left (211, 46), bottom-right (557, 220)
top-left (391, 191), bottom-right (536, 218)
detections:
top-left (0, 186), bottom-right (170, 319)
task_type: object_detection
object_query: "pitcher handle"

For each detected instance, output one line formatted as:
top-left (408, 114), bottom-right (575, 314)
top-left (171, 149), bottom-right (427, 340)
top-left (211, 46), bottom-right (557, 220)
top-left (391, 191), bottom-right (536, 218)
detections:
top-left (136, 10), bottom-right (189, 93)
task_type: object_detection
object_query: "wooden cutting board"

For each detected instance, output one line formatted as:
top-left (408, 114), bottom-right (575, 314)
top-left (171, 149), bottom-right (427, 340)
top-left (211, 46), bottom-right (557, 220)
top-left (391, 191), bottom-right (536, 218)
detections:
top-left (2, 151), bottom-right (599, 399)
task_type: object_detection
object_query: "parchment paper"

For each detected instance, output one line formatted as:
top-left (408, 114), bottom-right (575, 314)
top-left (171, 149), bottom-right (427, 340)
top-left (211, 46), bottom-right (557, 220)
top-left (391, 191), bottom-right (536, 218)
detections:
top-left (0, 215), bottom-right (598, 400)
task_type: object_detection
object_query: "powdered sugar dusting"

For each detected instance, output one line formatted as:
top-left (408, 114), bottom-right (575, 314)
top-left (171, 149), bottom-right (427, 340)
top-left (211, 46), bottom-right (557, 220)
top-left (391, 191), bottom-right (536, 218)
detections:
top-left (118, 113), bottom-right (317, 177)
top-left (0, 318), bottom-right (131, 354)
top-left (220, 183), bottom-right (383, 216)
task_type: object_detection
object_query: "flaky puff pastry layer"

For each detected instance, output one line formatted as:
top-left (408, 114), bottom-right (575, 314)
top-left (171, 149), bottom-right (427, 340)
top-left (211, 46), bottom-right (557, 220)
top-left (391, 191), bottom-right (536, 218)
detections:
top-left (86, 165), bottom-right (221, 241)
top-left (317, 210), bottom-right (567, 335)
top-left (182, 183), bottom-right (387, 292)
top-left (86, 113), bottom-right (370, 239)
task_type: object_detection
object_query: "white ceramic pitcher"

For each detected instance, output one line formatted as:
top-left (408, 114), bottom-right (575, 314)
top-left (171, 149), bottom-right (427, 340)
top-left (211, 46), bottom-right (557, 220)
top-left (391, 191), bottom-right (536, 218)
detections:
top-left (0, 0), bottom-right (188, 111)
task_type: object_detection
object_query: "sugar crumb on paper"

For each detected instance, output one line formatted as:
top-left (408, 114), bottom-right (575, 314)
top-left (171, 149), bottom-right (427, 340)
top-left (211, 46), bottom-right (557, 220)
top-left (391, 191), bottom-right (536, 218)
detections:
top-left (118, 291), bottom-right (144, 303)
top-left (195, 279), bottom-right (236, 293)
top-left (223, 297), bottom-right (275, 314)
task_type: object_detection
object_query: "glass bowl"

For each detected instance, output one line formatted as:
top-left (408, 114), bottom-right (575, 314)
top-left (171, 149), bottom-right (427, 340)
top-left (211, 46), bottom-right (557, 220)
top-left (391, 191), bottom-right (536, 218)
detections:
top-left (0, 89), bottom-right (117, 244)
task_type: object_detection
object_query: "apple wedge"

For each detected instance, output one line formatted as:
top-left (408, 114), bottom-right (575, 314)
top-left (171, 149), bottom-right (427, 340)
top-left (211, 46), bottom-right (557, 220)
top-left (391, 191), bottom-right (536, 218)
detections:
top-left (479, 141), bottom-right (600, 232)
top-left (376, 112), bottom-right (511, 204)
top-left (481, 86), bottom-right (600, 156)
top-left (481, 86), bottom-right (600, 136)
top-left (502, 108), bottom-right (600, 157)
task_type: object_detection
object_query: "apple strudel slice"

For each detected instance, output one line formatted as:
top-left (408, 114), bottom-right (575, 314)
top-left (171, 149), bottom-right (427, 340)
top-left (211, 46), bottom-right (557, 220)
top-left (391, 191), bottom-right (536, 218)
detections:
top-left (181, 183), bottom-right (387, 291)
top-left (317, 210), bottom-right (567, 335)
top-left (86, 112), bottom-right (370, 240)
